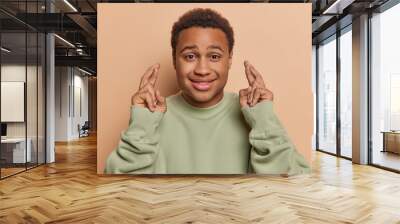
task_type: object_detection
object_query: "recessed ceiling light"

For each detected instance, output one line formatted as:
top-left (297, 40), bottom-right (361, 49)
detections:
top-left (63, 0), bottom-right (78, 12)
top-left (54, 34), bottom-right (75, 48)
top-left (1, 47), bottom-right (11, 53)
top-left (77, 67), bottom-right (93, 76)
top-left (323, 0), bottom-right (355, 15)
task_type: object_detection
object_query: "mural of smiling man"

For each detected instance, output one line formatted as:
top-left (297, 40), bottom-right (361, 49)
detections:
top-left (105, 8), bottom-right (311, 175)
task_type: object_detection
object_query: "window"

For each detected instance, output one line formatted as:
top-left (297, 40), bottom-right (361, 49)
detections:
top-left (371, 2), bottom-right (400, 171)
top-left (317, 35), bottom-right (337, 154)
top-left (339, 27), bottom-right (352, 158)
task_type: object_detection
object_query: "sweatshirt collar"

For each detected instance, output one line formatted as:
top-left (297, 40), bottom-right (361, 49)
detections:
top-left (171, 91), bottom-right (232, 119)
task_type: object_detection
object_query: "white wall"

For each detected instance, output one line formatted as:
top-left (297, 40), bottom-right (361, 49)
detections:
top-left (55, 67), bottom-right (89, 141)
top-left (1, 65), bottom-right (27, 141)
top-left (1, 65), bottom-right (38, 137)
top-left (1, 64), bottom-right (46, 164)
top-left (72, 73), bottom-right (89, 138)
top-left (55, 66), bottom-right (70, 141)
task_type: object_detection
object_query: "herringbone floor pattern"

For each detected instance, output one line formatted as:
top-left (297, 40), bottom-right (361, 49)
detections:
top-left (1, 134), bottom-right (400, 223)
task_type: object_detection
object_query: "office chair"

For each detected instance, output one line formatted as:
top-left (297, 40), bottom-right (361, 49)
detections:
top-left (79, 121), bottom-right (90, 138)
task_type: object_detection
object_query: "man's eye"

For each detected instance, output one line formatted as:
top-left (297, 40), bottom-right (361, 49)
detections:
top-left (184, 54), bottom-right (196, 61)
top-left (210, 54), bottom-right (221, 61)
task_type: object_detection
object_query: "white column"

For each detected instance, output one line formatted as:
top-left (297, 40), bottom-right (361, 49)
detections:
top-left (46, 32), bottom-right (55, 163)
top-left (352, 14), bottom-right (369, 164)
top-left (45, 0), bottom-right (56, 163)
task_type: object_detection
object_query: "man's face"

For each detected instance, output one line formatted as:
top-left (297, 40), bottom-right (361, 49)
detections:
top-left (174, 27), bottom-right (232, 108)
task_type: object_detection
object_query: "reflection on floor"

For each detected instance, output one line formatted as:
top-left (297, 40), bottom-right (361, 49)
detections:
top-left (0, 167), bottom-right (25, 178)
top-left (0, 134), bottom-right (400, 223)
top-left (0, 162), bottom-right (42, 178)
top-left (373, 150), bottom-right (400, 171)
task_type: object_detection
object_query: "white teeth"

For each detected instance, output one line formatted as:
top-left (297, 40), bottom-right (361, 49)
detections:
top-left (192, 80), bottom-right (212, 83)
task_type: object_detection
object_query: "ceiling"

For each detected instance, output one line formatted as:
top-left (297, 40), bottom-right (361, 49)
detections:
top-left (0, 0), bottom-right (393, 75)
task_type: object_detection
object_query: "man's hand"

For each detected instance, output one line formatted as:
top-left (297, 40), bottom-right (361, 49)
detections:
top-left (239, 60), bottom-right (273, 108)
top-left (131, 63), bottom-right (167, 113)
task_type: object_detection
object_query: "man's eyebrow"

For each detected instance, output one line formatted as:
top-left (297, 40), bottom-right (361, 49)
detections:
top-left (179, 45), bottom-right (198, 53)
top-left (207, 45), bottom-right (224, 52)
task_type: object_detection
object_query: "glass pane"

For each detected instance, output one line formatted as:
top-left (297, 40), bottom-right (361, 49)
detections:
top-left (1, 31), bottom-right (27, 177)
top-left (340, 28), bottom-right (352, 158)
top-left (0, 1), bottom-right (46, 178)
top-left (24, 0), bottom-right (38, 169)
top-left (38, 32), bottom-right (45, 165)
top-left (312, 45), bottom-right (317, 151)
top-left (27, 31), bottom-right (38, 169)
top-left (318, 36), bottom-right (337, 154)
top-left (371, 4), bottom-right (400, 171)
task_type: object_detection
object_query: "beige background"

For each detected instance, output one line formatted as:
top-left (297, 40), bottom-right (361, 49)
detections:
top-left (97, 3), bottom-right (312, 174)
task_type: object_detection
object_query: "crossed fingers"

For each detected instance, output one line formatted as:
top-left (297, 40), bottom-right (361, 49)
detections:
top-left (243, 60), bottom-right (272, 106)
top-left (139, 63), bottom-right (159, 90)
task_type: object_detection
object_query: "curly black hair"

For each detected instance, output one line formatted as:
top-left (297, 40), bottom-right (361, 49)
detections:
top-left (171, 8), bottom-right (234, 61)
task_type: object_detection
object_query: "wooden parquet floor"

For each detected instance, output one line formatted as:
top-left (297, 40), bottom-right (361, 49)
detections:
top-left (1, 134), bottom-right (400, 224)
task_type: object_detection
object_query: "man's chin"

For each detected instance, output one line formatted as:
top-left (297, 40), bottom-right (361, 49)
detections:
top-left (183, 90), bottom-right (214, 103)
top-left (190, 92), bottom-right (213, 102)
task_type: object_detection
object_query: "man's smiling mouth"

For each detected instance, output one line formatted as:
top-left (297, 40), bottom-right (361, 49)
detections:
top-left (190, 79), bottom-right (216, 91)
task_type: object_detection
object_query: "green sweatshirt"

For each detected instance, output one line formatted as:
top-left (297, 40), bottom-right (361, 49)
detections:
top-left (105, 92), bottom-right (311, 175)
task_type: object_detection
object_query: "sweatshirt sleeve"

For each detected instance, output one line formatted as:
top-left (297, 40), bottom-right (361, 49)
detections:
top-left (241, 101), bottom-right (311, 175)
top-left (104, 105), bottom-right (164, 174)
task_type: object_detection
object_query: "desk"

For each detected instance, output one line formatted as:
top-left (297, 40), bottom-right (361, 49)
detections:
top-left (381, 131), bottom-right (400, 154)
top-left (1, 138), bottom-right (31, 163)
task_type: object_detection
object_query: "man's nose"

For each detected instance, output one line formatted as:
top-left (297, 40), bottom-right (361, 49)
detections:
top-left (194, 57), bottom-right (211, 76)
